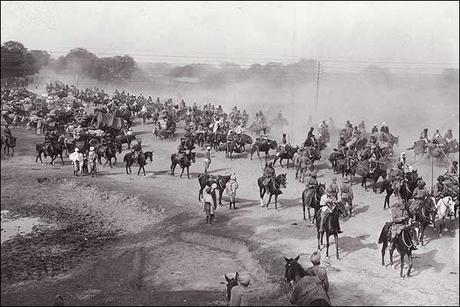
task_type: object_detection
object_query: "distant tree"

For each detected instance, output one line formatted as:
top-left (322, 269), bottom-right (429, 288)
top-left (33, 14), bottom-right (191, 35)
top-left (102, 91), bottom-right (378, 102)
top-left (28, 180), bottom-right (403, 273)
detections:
top-left (1, 41), bottom-right (49, 78)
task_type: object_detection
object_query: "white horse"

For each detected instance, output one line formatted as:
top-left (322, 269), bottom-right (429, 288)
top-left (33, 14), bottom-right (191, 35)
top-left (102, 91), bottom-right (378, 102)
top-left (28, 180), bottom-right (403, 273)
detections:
top-left (433, 196), bottom-right (456, 235)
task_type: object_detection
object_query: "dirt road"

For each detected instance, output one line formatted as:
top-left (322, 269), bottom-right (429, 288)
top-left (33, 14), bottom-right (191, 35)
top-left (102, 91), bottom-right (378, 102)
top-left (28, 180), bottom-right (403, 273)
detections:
top-left (1, 121), bottom-right (459, 306)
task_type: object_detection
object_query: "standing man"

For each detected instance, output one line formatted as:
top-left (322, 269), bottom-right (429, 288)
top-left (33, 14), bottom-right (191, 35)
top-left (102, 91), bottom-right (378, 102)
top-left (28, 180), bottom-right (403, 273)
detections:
top-left (340, 176), bottom-right (354, 217)
top-left (204, 146), bottom-right (212, 173)
top-left (293, 149), bottom-right (302, 180)
top-left (226, 173), bottom-right (239, 209)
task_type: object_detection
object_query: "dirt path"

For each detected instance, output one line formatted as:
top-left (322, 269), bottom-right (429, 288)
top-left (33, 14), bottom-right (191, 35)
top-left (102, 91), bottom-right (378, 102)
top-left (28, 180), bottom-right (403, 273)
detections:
top-left (1, 122), bottom-right (459, 306)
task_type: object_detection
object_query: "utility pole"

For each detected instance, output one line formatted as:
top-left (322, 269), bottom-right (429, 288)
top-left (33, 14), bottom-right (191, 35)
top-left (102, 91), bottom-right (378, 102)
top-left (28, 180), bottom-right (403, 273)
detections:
top-left (314, 60), bottom-right (321, 113)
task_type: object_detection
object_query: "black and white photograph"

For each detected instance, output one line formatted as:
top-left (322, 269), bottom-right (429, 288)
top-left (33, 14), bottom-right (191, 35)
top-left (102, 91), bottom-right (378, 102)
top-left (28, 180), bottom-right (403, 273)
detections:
top-left (1, 1), bottom-right (459, 306)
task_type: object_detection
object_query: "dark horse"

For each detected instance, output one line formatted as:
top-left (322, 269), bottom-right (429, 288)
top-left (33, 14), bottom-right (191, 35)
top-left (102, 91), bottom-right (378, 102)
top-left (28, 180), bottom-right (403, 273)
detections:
top-left (198, 174), bottom-right (231, 206)
top-left (406, 196), bottom-right (436, 246)
top-left (378, 221), bottom-right (419, 277)
top-left (170, 150), bottom-right (196, 179)
top-left (35, 142), bottom-right (65, 166)
top-left (1, 135), bottom-right (16, 156)
top-left (315, 201), bottom-right (346, 258)
top-left (224, 272), bottom-right (239, 302)
top-left (380, 170), bottom-right (418, 209)
top-left (284, 256), bottom-right (331, 306)
top-left (257, 173), bottom-right (287, 210)
top-left (250, 139), bottom-right (277, 160)
top-left (273, 145), bottom-right (299, 168)
top-left (361, 164), bottom-right (387, 193)
top-left (124, 151), bottom-right (153, 175)
top-left (302, 183), bottom-right (325, 222)
top-left (99, 143), bottom-right (118, 168)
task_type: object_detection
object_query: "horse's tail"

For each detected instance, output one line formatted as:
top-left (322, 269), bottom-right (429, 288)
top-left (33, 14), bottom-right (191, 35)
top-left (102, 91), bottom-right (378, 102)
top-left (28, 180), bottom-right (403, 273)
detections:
top-left (378, 222), bottom-right (391, 244)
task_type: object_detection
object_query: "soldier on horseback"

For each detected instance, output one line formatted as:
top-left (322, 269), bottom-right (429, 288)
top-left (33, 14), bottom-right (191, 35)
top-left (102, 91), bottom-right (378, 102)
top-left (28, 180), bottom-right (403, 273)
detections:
top-left (408, 179), bottom-right (428, 219)
top-left (371, 123), bottom-right (379, 134)
top-left (389, 199), bottom-right (412, 250)
top-left (262, 161), bottom-right (276, 187)
top-left (420, 128), bottom-right (429, 143)
top-left (318, 188), bottom-right (343, 234)
top-left (131, 139), bottom-right (142, 160)
top-left (432, 175), bottom-right (447, 202)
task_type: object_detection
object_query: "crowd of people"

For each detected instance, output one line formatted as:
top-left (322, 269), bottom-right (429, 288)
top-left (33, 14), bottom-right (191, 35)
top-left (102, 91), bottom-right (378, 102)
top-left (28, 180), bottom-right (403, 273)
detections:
top-left (1, 81), bottom-right (459, 307)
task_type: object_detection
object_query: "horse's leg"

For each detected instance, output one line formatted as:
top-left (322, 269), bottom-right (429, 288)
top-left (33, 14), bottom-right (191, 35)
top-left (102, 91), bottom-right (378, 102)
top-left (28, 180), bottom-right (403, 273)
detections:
top-left (126, 163), bottom-right (129, 174)
top-left (143, 166), bottom-right (146, 176)
top-left (266, 194), bottom-right (273, 209)
top-left (400, 252), bottom-right (405, 277)
top-left (60, 153), bottom-right (65, 166)
top-left (381, 243), bottom-right (387, 267)
top-left (335, 233), bottom-right (339, 259)
top-left (303, 201), bottom-right (306, 220)
top-left (326, 235), bottom-right (330, 258)
top-left (180, 167), bottom-right (185, 178)
top-left (138, 166), bottom-right (141, 176)
top-left (186, 166), bottom-right (190, 179)
top-left (407, 252), bottom-right (413, 277)
top-left (219, 189), bottom-right (223, 206)
top-left (274, 195), bottom-right (278, 210)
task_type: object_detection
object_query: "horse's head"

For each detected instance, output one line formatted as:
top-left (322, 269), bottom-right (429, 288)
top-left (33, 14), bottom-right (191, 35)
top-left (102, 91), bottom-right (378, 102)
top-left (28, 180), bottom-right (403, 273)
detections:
top-left (276, 173), bottom-right (287, 189)
top-left (284, 255), bottom-right (302, 283)
top-left (224, 272), bottom-right (239, 301)
top-left (269, 140), bottom-right (278, 149)
top-left (333, 200), bottom-right (347, 216)
top-left (317, 183), bottom-right (326, 196)
top-left (407, 220), bottom-right (420, 249)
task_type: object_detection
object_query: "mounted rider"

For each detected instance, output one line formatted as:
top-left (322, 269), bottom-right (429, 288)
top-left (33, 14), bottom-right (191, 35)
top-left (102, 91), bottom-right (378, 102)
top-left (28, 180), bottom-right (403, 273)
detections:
top-left (380, 122), bottom-right (390, 134)
top-left (299, 152), bottom-right (310, 183)
top-left (278, 133), bottom-right (288, 155)
top-left (318, 188), bottom-right (343, 233)
top-left (444, 129), bottom-right (454, 144)
top-left (303, 171), bottom-right (318, 210)
top-left (432, 175), bottom-right (447, 202)
top-left (262, 161), bottom-right (276, 187)
top-left (420, 128), bottom-right (429, 143)
top-left (293, 149), bottom-right (302, 180)
top-left (371, 123), bottom-right (379, 134)
top-left (408, 179), bottom-right (428, 219)
top-left (432, 129), bottom-right (443, 146)
top-left (389, 199), bottom-right (412, 250)
top-left (368, 146), bottom-right (379, 175)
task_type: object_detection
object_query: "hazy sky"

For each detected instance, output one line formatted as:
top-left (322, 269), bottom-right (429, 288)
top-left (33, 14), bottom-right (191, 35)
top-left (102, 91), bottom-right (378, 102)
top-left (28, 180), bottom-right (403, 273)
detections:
top-left (1, 1), bottom-right (459, 68)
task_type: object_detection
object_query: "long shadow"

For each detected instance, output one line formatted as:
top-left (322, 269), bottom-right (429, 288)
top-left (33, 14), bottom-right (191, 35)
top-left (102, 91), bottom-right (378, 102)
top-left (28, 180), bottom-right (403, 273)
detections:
top-left (351, 205), bottom-right (369, 217)
top-left (335, 234), bottom-right (379, 259)
top-left (419, 218), bottom-right (459, 246)
top-left (390, 249), bottom-right (446, 277)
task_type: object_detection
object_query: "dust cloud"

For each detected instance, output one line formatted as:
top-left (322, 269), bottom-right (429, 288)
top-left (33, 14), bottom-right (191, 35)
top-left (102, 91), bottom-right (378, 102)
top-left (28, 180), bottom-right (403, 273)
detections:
top-left (34, 66), bottom-right (459, 149)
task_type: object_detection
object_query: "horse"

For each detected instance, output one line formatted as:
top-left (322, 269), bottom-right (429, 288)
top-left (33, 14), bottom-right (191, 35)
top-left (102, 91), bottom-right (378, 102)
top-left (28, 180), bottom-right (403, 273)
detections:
top-left (408, 196), bottom-right (436, 246)
top-left (378, 221), bottom-right (419, 277)
top-left (315, 201), bottom-right (346, 258)
top-left (342, 156), bottom-right (357, 180)
top-left (283, 256), bottom-right (331, 306)
top-left (35, 142), bottom-right (65, 166)
top-left (411, 140), bottom-right (427, 160)
top-left (250, 139), bottom-right (277, 160)
top-left (328, 150), bottom-right (344, 173)
top-left (273, 145), bottom-right (299, 168)
top-left (433, 196), bottom-right (457, 235)
top-left (225, 140), bottom-right (242, 159)
top-left (361, 164), bottom-right (387, 193)
top-left (224, 272), bottom-right (239, 302)
top-left (116, 134), bottom-right (136, 150)
top-left (170, 150), bottom-right (196, 179)
top-left (236, 133), bottom-right (253, 152)
top-left (302, 183), bottom-right (325, 222)
top-left (101, 143), bottom-right (118, 168)
top-left (381, 170), bottom-right (419, 209)
top-left (1, 135), bottom-right (16, 156)
top-left (123, 151), bottom-right (151, 175)
top-left (198, 174), bottom-right (231, 206)
top-left (257, 173), bottom-right (287, 210)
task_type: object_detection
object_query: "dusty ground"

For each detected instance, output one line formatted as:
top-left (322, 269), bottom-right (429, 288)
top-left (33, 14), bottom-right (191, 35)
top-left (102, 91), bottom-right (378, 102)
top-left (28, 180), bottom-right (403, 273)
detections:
top-left (1, 121), bottom-right (459, 306)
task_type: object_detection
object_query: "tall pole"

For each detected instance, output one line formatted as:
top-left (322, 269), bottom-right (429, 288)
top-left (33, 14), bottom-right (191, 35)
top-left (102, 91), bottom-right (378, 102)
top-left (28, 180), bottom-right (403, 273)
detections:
top-left (315, 60), bottom-right (321, 114)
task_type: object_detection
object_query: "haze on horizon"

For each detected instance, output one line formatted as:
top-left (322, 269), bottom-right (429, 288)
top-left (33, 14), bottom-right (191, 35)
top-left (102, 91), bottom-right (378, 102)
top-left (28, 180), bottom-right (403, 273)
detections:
top-left (1, 1), bottom-right (459, 71)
